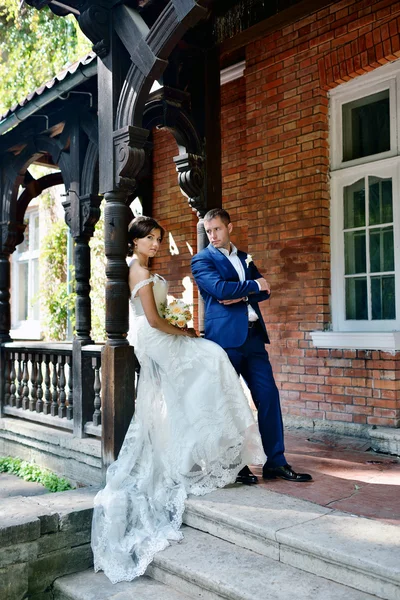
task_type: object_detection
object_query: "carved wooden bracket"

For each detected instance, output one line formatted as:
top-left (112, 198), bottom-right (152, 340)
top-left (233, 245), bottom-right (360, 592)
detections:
top-left (63, 193), bottom-right (102, 241)
top-left (0, 221), bottom-right (26, 255)
top-left (174, 153), bottom-right (206, 217)
top-left (78, 2), bottom-right (113, 58)
top-left (113, 125), bottom-right (149, 195)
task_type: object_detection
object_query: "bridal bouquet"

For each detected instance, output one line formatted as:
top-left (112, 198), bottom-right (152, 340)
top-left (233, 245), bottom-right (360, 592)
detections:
top-left (160, 299), bottom-right (192, 329)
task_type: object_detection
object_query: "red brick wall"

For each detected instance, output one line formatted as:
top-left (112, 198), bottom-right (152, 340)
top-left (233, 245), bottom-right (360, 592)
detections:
top-left (243, 0), bottom-right (400, 428)
top-left (151, 0), bottom-right (400, 429)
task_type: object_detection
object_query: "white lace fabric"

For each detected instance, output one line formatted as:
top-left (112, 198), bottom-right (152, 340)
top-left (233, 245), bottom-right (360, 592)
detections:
top-left (91, 274), bottom-right (264, 583)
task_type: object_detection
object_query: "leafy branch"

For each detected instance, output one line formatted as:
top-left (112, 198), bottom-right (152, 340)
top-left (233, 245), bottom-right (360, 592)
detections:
top-left (0, 0), bottom-right (91, 115)
top-left (39, 218), bottom-right (76, 341)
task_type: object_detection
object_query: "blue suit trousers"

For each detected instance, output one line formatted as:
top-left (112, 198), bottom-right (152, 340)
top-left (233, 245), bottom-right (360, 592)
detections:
top-left (224, 323), bottom-right (286, 468)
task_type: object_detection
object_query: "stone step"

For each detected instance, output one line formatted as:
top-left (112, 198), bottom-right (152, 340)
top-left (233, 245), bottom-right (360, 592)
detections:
top-left (183, 485), bottom-right (400, 600)
top-left (53, 569), bottom-right (193, 600)
top-left (53, 523), bottom-right (378, 600)
top-left (0, 487), bottom-right (98, 600)
top-left (147, 526), bottom-right (377, 600)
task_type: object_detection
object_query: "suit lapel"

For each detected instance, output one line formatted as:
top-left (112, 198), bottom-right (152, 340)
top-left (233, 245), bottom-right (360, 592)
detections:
top-left (207, 244), bottom-right (240, 280)
top-left (237, 250), bottom-right (250, 280)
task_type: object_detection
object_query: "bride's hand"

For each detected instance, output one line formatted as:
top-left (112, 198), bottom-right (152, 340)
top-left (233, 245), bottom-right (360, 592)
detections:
top-left (181, 327), bottom-right (198, 338)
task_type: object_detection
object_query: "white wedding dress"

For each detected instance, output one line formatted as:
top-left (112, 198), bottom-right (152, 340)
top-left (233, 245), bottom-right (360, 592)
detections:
top-left (91, 274), bottom-right (264, 583)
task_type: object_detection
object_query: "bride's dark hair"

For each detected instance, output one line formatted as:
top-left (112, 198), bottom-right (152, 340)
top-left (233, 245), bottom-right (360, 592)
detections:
top-left (127, 216), bottom-right (165, 257)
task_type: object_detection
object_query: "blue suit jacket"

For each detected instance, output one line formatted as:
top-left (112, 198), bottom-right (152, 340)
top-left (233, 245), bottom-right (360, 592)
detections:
top-left (191, 244), bottom-right (270, 348)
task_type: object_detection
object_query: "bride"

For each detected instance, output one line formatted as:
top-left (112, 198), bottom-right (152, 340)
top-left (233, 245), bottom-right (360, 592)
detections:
top-left (91, 216), bottom-right (264, 584)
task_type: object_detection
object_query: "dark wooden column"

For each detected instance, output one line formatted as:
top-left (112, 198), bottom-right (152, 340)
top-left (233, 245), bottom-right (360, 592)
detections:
top-left (101, 190), bottom-right (136, 467)
top-left (65, 192), bottom-right (102, 342)
top-left (204, 45), bottom-right (222, 211)
top-left (172, 44), bottom-right (222, 333)
top-left (71, 214), bottom-right (101, 439)
top-left (97, 31), bottom-right (136, 471)
top-left (74, 236), bottom-right (92, 341)
top-left (62, 113), bottom-right (102, 436)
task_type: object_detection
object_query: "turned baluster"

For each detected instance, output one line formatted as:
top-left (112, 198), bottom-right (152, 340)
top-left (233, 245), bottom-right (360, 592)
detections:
top-left (43, 355), bottom-right (52, 415)
top-left (9, 353), bottom-right (16, 407)
top-left (50, 355), bottom-right (59, 417)
top-left (66, 355), bottom-right (73, 420)
top-left (29, 353), bottom-right (37, 411)
top-left (92, 355), bottom-right (101, 426)
top-left (36, 354), bottom-right (43, 413)
top-left (22, 355), bottom-right (29, 411)
top-left (16, 353), bottom-right (23, 409)
top-left (58, 356), bottom-right (67, 418)
top-left (4, 355), bottom-right (11, 406)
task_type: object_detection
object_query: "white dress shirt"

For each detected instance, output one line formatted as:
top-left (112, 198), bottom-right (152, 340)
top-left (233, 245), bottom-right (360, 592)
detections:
top-left (219, 244), bottom-right (259, 322)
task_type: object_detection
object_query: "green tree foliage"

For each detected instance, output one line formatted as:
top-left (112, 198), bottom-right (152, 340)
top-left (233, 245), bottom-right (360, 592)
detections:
top-left (0, 0), bottom-right (91, 115)
top-left (40, 218), bottom-right (76, 341)
top-left (89, 206), bottom-right (106, 342)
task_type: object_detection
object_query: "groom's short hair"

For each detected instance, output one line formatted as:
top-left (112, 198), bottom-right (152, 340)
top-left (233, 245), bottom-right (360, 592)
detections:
top-left (203, 208), bottom-right (231, 225)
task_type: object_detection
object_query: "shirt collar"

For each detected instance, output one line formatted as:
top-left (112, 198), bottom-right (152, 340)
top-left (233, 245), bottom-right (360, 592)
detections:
top-left (219, 243), bottom-right (237, 258)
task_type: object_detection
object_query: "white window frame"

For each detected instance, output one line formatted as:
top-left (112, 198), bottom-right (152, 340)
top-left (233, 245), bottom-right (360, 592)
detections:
top-left (313, 59), bottom-right (400, 350)
top-left (330, 61), bottom-right (400, 171)
top-left (331, 157), bottom-right (400, 332)
top-left (11, 209), bottom-right (41, 340)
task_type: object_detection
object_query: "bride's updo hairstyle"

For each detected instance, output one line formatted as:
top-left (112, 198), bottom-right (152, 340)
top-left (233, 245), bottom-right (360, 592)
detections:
top-left (127, 216), bottom-right (165, 257)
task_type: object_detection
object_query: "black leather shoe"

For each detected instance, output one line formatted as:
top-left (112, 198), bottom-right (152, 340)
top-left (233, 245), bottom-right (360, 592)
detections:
top-left (263, 464), bottom-right (312, 482)
top-left (235, 465), bottom-right (259, 485)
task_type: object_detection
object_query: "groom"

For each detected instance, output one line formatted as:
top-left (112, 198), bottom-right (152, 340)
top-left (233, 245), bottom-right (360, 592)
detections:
top-left (191, 208), bottom-right (312, 484)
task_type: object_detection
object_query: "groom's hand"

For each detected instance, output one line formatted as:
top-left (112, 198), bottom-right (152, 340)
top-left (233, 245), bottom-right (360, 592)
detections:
top-left (255, 278), bottom-right (271, 294)
top-left (218, 297), bottom-right (246, 305)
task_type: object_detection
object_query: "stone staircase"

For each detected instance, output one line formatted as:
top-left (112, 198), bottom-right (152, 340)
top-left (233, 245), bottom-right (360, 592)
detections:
top-left (1, 483), bottom-right (400, 599)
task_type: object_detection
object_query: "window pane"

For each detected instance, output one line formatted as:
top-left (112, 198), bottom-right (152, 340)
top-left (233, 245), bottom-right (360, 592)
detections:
top-left (346, 278), bottom-right (368, 319)
top-left (32, 215), bottom-right (40, 251)
top-left (371, 275), bottom-right (395, 320)
top-left (342, 90), bottom-right (390, 161)
top-left (18, 262), bottom-right (29, 321)
top-left (369, 226), bottom-right (394, 273)
top-left (369, 177), bottom-right (393, 225)
top-left (19, 220), bottom-right (29, 254)
top-left (32, 258), bottom-right (40, 320)
top-left (345, 231), bottom-right (366, 274)
top-left (344, 179), bottom-right (365, 228)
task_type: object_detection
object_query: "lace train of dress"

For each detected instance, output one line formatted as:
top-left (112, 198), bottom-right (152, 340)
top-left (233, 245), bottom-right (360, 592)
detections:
top-left (91, 274), bottom-right (264, 583)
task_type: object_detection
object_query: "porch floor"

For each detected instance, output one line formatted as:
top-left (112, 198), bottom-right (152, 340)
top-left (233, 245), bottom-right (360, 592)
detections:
top-left (2, 428), bottom-right (399, 525)
top-left (252, 429), bottom-right (400, 526)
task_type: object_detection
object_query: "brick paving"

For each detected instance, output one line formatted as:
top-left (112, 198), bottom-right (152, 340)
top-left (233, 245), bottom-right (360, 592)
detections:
top-left (2, 429), bottom-right (399, 525)
top-left (252, 429), bottom-right (400, 526)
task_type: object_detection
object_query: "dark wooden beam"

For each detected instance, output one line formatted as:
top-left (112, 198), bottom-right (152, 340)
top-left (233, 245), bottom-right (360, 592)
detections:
top-left (220, 0), bottom-right (338, 56)
top-left (17, 171), bottom-right (63, 220)
top-left (204, 45), bottom-right (222, 211)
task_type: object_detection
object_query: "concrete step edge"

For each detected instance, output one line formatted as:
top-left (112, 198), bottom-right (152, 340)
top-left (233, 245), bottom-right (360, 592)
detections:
top-left (52, 569), bottom-right (193, 600)
top-left (183, 489), bottom-right (400, 600)
top-left (147, 526), bottom-right (378, 600)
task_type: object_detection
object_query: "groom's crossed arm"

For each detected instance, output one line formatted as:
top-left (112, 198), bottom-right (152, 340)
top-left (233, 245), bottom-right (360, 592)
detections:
top-left (247, 260), bottom-right (271, 303)
top-left (191, 254), bottom-right (268, 302)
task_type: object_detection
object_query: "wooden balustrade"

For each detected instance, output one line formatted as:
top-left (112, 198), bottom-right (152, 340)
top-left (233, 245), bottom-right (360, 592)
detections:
top-left (0, 342), bottom-right (103, 438)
